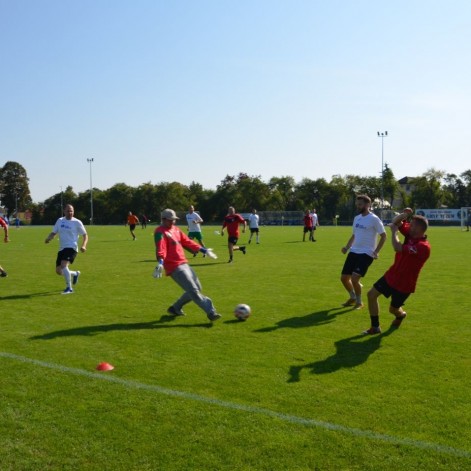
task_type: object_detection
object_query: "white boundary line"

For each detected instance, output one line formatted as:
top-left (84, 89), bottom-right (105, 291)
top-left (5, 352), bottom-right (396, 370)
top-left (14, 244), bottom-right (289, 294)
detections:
top-left (1, 351), bottom-right (469, 459)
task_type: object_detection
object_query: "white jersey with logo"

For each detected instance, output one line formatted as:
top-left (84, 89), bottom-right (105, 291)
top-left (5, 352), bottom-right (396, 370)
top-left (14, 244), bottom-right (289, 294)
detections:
top-left (53, 217), bottom-right (87, 251)
top-left (310, 212), bottom-right (318, 226)
top-left (350, 212), bottom-right (385, 257)
top-left (186, 212), bottom-right (203, 233)
top-left (248, 213), bottom-right (259, 229)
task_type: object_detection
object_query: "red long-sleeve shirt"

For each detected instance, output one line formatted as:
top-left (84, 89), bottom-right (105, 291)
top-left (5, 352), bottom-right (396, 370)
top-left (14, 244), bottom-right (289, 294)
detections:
top-left (154, 225), bottom-right (201, 275)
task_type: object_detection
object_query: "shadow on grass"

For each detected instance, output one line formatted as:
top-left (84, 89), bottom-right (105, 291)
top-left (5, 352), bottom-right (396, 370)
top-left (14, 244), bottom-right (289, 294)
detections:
top-left (287, 326), bottom-right (396, 382)
top-left (284, 241), bottom-right (306, 244)
top-left (254, 307), bottom-right (351, 333)
top-left (29, 315), bottom-right (213, 340)
top-left (0, 291), bottom-right (59, 300)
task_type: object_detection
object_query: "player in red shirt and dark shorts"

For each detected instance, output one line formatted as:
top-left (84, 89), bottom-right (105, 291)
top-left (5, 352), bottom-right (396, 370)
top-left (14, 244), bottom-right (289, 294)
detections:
top-left (221, 206), bottom-right (247, 263)
top-left (364, 209), bottom-right (431, 334)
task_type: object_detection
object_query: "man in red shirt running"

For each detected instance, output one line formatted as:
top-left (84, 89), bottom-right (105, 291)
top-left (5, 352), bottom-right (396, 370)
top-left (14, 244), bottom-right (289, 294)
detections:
top-left (364, 209), bottom-right (431, 335)
top-left (0, 217), bottom-right (10, 277)
top-left (221, 206), bottom-right (247, 263)
top-left (154, 209), bottom-right (221, 321)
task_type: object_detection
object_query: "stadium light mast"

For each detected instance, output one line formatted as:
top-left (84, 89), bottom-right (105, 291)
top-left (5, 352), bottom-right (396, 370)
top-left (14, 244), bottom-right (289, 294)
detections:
top-left (377, 131), bottom-right (388, 208)
top-left (87, 158), bottom-right (94, 225)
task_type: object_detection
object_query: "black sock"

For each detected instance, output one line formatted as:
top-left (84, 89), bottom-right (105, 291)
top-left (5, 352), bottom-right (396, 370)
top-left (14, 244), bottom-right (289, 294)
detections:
top-left (371, 316), bottom-right (380, 328)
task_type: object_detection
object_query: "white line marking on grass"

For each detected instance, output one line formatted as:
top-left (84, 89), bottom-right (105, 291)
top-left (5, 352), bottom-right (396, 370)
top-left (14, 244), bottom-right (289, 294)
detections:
top-left (1, 351), bottom-right (469, 459)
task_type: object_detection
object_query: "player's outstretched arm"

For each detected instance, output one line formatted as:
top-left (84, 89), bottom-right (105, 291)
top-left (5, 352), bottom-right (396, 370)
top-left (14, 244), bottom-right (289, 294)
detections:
top-left (389, 225), bottom-right (403, 252)
top-left (45, 232), bottom-right (56, 244)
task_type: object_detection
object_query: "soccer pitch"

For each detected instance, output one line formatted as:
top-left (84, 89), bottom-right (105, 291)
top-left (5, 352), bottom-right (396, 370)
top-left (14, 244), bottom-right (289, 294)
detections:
top-left (0, 225), bottom-right (469, 470)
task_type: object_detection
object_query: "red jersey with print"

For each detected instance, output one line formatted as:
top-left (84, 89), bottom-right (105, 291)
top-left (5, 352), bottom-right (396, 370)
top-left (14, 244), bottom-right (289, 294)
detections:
top-left (154, 225), bottom-right (201, 275)
top-left (384, 222), bottom-right (431, 293)
top-left (0, 217), bottom-right (7, 229)
top-left (304, 215), bottom-right (313, 229)
top-left (223, 214), bottom-right (245, 237)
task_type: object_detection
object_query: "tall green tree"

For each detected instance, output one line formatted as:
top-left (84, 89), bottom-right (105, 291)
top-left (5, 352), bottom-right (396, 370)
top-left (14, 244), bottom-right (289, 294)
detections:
top-left (0, 161), bottom-right (32, 215)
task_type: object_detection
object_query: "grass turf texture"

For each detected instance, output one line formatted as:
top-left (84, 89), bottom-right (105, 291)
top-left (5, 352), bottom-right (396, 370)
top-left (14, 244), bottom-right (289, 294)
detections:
top-left (0, 224), bottom-right (470, 470)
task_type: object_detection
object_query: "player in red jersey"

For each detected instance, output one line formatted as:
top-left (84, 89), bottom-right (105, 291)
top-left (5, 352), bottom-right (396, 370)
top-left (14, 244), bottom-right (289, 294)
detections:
top-left (153, 209), bottom-right (221, 321)
top-left (221, 206), bottom-right (247, 263)
top-left (363, 209), bottom-right (431, 334)
top-left (0, 217), bottom-right (10, 277)
top-left (303, 210), bottom-right (313, 242)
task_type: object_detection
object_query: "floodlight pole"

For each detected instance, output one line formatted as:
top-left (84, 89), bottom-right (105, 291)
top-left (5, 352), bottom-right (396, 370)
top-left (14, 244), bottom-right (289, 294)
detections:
top-left (377, 131), bottom-right (388, 208)
top-left (87, 158), bottom-right (94, 224)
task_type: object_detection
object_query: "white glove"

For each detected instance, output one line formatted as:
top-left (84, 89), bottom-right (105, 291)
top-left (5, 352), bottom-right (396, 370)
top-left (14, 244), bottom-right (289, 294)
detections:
top-left (153, 264), bottom-right (164, 278)
top-left (205, 248), bottom-right (218, 259)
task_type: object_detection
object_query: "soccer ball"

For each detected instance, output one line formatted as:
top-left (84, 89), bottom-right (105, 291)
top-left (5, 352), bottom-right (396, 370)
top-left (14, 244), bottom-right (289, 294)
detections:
top-left (234, 304), bottom-right (251, 321)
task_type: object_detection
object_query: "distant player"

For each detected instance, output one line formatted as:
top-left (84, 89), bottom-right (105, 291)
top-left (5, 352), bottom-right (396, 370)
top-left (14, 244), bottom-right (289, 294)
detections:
top-left (127, 211), bottom-right (140, 240)
top-left (248, 209), bottom-right (260, 244)
top-left (340, 195), bottom-right (386, 309)
top-left (186, 206), bottom-right (206, 255)
top-left (363, 210), bottom-right (431, 334)
top-left (0, 216), bottom-right (10, 277)
top-left (141, 214), bottom-right (148, 229)
top-left (153, 209), bottom-right (221, 321)
top-left (310, 209), bottom-right (319, 242)
top-left (303, 210), bottom-right (313, 242)
top-left (45, 204), bottom-right (88, 294)
top-left (221, 206), bottom-right (246, 263)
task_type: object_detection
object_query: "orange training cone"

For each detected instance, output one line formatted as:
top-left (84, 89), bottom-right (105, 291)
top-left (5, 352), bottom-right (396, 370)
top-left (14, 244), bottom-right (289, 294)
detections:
top-left (96, 362), bottom-right (114, 371)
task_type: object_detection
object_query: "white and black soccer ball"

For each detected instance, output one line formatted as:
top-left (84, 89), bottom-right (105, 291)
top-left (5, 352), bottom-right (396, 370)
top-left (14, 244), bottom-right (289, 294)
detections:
top-left (234, 304), bottom-right (251, 321)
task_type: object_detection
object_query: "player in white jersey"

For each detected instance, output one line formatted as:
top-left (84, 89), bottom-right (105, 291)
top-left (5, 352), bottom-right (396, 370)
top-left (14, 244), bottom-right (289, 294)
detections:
top-left (340, 195), bottom-right (386, 309)
top-left (248, 209), bottom-right (260, 244)
top-left (310, 209), bottom-right (319, 242)
top-left (45, 204), bottom-right (88, 294)
top-left (186, 206), bottom-right (206, 255)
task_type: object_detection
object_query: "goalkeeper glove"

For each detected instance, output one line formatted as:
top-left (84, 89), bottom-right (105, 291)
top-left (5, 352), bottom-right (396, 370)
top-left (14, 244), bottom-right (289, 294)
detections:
top-left (153, 260), bottom-right (164, 278)
top-left (199, 247), bottom-right (218, 259)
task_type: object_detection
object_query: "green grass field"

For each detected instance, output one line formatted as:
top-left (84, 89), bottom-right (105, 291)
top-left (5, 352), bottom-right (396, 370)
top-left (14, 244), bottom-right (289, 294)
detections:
top-left (0, 224), bottom-right (470, 470)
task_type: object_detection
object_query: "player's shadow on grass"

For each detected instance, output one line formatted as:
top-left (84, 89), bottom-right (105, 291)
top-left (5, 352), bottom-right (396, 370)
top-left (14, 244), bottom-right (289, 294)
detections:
top-left (254, 307), bottom-right (351, 333)
top-left (0, 291), bottom-right (58, 300)
top-left (287, 327), bottom-right (396, 382)
top-left (29, 315), bottom-right (213, 340)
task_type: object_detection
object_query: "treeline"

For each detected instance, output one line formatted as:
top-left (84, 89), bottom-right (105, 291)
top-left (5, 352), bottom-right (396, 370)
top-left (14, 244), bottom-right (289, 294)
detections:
top-left (31, 166), bottom-right (471, 225)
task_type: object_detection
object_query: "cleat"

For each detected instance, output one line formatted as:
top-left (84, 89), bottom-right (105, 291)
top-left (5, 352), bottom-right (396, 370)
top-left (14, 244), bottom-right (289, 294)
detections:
top-left (207, 312), bottom-right (222, 322)
top-left (240, 246), bottom-right (246, 255)
top-left (0, 271), bottom-right (7, 277)
top-left (62, 287), bottom-right (73, 295)
top-left (342, 298), bottom-right (356, 307)
top-left (391, 312), bottom-right (407, 328)
top-left (72, 271), bottom-right (80, 285)
top-left (362, 326), bottom-right (381, 335)
top-left (354, 303), bottom-right (364, 310)
top-left (228, 259), bottom-right (233, 264)
top-left (193, 252), bottom-right (198, 257)
top-left (167, 306), bottom-right (185, 317)
top-left (248, 239), bottom-right (252, 244)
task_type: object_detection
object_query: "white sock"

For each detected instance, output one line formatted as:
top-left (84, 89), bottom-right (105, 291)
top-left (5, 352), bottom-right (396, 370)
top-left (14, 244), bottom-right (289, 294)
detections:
top-left (69, 270), bottom-right (77, 277)
top-left (63, 266), bottom-right (71, 288)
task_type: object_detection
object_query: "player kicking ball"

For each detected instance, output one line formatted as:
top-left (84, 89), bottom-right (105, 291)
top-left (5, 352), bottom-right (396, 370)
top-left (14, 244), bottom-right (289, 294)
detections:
top-left (363, 209), bottom-right (431, 335)
top-left (153, 209), bottom-right (221, 322)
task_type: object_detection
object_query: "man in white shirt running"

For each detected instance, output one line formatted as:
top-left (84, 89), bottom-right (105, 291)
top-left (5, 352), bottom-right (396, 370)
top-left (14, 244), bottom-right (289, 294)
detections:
top-left (186, 206), bottom-right (206, 255)
top-left (248, 209), bottom-right (260, 244)
top-left (340, 195), bottom-right (386, 309)
top-left (45, 204), bottom-right (88, 294)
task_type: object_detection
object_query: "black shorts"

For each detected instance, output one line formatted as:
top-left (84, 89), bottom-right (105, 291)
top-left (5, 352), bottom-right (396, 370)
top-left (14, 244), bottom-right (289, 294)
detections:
top-left (303, 227), bottom-right (313, 233)
top-left (129, 224), bottom-right (136, 231)
top-left (250, 228), bottom-right (259, 234)
top-left (56, 248), bottom-right (77, 267)
top-left (341, 252), bottom-right (374, 277)
top-left (374, 276), bottom-right (410, 308)
top-left (228, 236), bottom-right (238, 245)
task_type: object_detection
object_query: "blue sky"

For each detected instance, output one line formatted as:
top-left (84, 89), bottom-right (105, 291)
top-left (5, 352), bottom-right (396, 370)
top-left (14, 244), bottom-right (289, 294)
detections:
top-left (1, 0), bottom-right (470, 202)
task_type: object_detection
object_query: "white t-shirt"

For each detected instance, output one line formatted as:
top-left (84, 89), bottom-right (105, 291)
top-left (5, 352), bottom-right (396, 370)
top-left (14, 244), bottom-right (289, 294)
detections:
top-left (186, 212), bottom-right (203, 233)
top-left (248, 213), bottom-right (259, 229)
top-left (53, 217), bottom-right (87, 251)
top-left (310, 212), bottom-right (318, 226)
top-left (350, 212), bottom-right (385, 257)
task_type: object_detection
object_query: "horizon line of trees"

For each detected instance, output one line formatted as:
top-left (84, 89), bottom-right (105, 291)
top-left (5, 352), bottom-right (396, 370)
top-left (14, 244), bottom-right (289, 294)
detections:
top-left (2, 161), bottom-right (471, 225)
